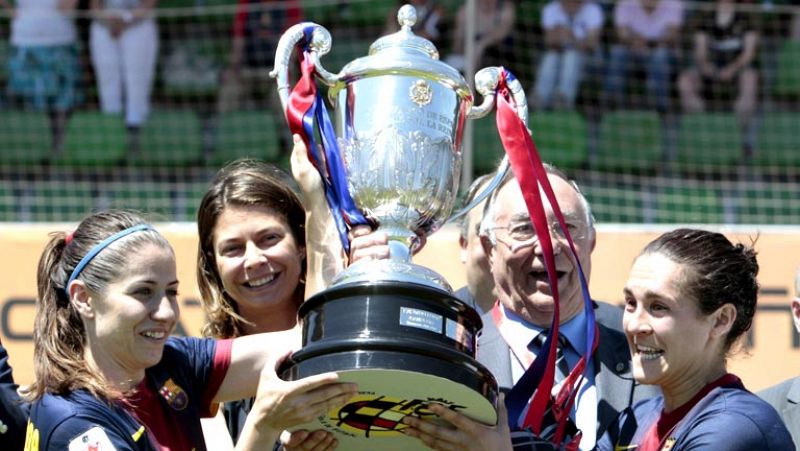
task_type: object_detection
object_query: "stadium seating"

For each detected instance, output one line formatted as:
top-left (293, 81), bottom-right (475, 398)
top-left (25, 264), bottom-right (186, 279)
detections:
top-left (0, 1), bottom-right (797, 226)
top-left (583, 183), bottom-right (647, 224)
top-left (676, 112), bottom-right (742, 168)
top-left (0, 40), bottom-right (9, 89)
top-left (29, 181), bottom-right (96, 222)
top-left (317, 38), bottom-right (375, 72)
top-left (654, 185), bottom-right (724, 224)
top-left (470, 116), bottom-right (504, 175)
top-left (210, 110), bottom-right (283, 166)
top-left (58, 111), bottom-right (127, 167)
top-left (101, 182), bottom-right (177, 220)
top-left (470, 110), bottom-right (588, 175)
top-left (754, 112), bottom-right (800, 167)
top-left (131, 110), bottom-right (204, 167)
top-left (0, 180), bottom-right (15, 222)
top-left (530, 110), bottom-right (588, 170)
top-left (177, 181), bottom-right (213, 221)
top-left (773, 40), bottom-right (800, 98)
top-left (322, 0), bottom-right (394, 31)
top-left (596, 110), bottom-right (663, 173)
top-left (0, 111), bottom-right (51, 165)
top-left (737, 182), bottom-right (800, 225)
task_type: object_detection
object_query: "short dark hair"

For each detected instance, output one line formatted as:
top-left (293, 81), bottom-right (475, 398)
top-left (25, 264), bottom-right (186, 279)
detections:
top-left (641, 228), bottom-right (758, 351)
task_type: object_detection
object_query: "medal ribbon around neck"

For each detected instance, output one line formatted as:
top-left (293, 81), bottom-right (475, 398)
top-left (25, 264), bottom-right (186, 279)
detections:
top-left (285, 25), bottom-right (369, 254)
top-left (494, 69), bottom-right (598, 447)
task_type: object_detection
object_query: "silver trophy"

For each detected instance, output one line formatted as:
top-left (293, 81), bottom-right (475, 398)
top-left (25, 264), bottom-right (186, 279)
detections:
top-left (272, 5), bottom-right (528, 450)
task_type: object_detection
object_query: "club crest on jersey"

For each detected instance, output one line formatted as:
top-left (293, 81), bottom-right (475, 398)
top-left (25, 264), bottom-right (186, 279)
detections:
top-left (159, 378), bottom-right (188, 410)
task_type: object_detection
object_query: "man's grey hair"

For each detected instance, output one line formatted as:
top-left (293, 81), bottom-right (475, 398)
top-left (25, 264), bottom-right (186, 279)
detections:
top-left (478, 163), bottom-right (595, 246)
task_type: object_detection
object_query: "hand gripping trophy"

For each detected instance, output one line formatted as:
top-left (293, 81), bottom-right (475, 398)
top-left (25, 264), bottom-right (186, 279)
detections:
top-left (271, 5), bottom-right (531, 450)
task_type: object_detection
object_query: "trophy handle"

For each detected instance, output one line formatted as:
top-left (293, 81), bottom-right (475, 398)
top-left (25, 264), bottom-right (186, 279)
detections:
top-left (447, 157), bottom-right (510, 225)
top-left (449, 67), bottom-right (528, 225)
top-left (270, 22), bottom-right (339, 118)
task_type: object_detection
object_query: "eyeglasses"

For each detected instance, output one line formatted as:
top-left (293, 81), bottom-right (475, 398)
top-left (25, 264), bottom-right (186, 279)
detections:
top-left (492, 219), bottom-right (589, 250)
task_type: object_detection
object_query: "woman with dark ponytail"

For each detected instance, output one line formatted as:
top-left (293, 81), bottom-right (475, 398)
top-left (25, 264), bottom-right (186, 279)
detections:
top-left (598, 228), bottom-right (793, 451)
top-left (23, 209), bottom-right (357, 451)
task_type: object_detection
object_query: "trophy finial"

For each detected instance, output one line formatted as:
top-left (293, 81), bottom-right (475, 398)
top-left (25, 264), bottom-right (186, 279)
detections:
top-left (398, 4), bottom-right (417, 28)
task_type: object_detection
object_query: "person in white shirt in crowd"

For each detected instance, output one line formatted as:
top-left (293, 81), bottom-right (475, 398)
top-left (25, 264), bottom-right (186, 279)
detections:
top-left (89, 0), bottom-right (158, 152)
top-left (533, 0), bottom-right (604, 110)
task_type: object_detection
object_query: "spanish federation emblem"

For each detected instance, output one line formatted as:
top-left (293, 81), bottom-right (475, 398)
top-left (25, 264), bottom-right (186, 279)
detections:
top-left (409, 80), bottom-right (433, 106)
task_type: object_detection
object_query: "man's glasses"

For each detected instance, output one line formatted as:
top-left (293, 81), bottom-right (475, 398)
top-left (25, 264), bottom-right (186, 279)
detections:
top-left (492, 219), bottom-right (588, 251)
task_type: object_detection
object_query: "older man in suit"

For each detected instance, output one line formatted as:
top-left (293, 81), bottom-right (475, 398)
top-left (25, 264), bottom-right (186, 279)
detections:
top-left (403, 166), bottom-right (657, 450)
top-left (758, 269), bottom-right (800, 448)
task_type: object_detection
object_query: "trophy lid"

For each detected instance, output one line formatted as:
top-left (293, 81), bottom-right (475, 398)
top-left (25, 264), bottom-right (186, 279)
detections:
top-left (369, 4), bottom-right (439, 59)
top-left (333, 4), bottom-right (470, 100)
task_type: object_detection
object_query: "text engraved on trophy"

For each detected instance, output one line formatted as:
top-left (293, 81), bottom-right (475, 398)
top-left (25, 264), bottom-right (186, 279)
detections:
top-left (400, 306), bottom-right (443, 334)
top-left (402, 110), bottom-right (454, 135)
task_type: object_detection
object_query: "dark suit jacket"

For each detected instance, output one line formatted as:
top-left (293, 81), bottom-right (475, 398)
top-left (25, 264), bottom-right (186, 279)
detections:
top-left (758, 377), bottom-right (800, 449)
top-left (454, 286), bottom-right (482, 314)
top-left (477, 312), bottom-right (659, 444)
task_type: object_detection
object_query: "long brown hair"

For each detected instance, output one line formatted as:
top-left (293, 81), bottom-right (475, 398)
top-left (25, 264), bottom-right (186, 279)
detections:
top-left (24, 210), bottom-right (173, 402)
top-left (196, 159), bottom-right (306, 339)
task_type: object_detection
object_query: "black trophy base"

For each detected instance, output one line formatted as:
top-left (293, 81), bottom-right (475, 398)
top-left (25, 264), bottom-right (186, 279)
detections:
top-left (279, 281), bottom-right (499, 451)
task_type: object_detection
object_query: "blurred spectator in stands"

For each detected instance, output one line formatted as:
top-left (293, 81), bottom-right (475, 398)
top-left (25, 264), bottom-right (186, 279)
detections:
top-left (217, 0), bottom-right (301, 112)
top-left (216, 0), bottom-right (301, 161)
top-left (2, 0), bottom-right (81, 158)
top-left (384, 0), bottom-right (445, 50)
top-left (445, 0), bottom-right (515, 73)
top-left (603, 0), bottom-right (684, 112)
top-left (89, 0), bottom-right (158, 153)
top-left (763, 0), bottom-right (800, 40)
top-left (532, 0), bottom-right (604, 110)
top-left (678, 0), bottom-right (760, 158)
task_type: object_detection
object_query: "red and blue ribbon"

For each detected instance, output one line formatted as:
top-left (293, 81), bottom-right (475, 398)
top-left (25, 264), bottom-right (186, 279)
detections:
top-left (495, 69), bottom-right (597, 448)
top-left (285, 25), bottom-right (369, 254)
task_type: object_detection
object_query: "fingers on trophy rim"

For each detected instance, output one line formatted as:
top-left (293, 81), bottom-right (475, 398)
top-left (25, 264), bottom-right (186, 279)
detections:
top-left (427, 402), bottom-right (471, 429)
top-left (291, 372), bottom-right (341, 391)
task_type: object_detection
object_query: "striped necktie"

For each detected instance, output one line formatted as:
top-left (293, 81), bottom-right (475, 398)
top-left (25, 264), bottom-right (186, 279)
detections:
top-left (529, 330), bottom-right (571, 382)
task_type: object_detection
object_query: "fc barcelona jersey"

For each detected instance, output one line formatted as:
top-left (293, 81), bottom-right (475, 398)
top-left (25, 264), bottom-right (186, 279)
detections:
top-left (25, 337), bottom-right (232, 451)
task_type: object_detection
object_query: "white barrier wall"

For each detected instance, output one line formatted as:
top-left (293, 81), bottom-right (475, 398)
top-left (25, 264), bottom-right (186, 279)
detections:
top-left (1, 223), bottom-right (798, 390)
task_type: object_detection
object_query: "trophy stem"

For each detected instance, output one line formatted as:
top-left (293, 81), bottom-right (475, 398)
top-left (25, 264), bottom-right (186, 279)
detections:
top-left (329, 225), bottom-right (452, 292)
top-left (388, 240), bottom-right (412, 263)
top-left (378, 226), bottom-right (417, 263)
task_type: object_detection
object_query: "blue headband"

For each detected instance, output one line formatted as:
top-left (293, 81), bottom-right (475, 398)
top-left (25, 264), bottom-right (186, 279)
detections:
top-left (66, 224), bottom-right (155, 290)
